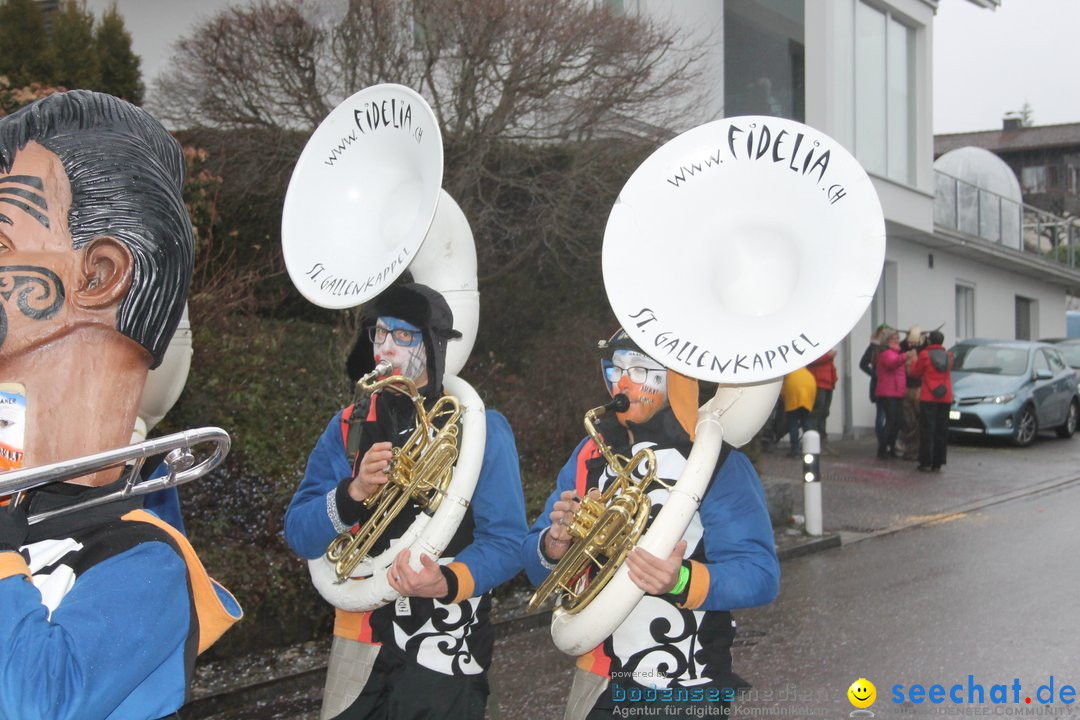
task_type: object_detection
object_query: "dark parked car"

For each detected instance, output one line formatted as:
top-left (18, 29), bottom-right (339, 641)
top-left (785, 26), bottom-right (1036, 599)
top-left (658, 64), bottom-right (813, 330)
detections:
top-left (948, 339), bottom-right (1079, 447)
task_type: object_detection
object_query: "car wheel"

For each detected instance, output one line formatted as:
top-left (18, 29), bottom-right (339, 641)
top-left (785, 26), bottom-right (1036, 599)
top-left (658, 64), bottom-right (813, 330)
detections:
top-left (1013, 406), bottom-right (1038, 447)
top-left (1056, 399), bottom-right (1079, 439)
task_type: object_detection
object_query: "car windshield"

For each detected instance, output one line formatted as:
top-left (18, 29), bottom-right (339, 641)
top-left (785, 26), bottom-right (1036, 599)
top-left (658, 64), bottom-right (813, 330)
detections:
top-left (952, 344), bottom-right (1029, 375)
top-left (1057, 343), bottom-right (1080, 368)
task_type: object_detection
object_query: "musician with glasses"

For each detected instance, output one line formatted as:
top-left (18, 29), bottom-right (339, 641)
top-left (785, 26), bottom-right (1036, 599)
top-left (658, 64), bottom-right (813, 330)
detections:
top-left (522, 330), bottom-right (779, 719)
top-left (0, 90), bottom-right (241, 719)
top-left (284, 282), bottom-right (527, 720)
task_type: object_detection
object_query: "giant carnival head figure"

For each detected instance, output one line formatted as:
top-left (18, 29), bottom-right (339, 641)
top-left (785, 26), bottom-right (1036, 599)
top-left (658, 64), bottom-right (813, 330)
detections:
top-left (0, 90), bottom-right (193, 474)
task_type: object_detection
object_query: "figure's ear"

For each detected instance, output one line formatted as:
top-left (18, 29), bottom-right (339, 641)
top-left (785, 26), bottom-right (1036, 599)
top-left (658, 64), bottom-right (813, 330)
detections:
top-left (73, 237), bottom-right (133, 309)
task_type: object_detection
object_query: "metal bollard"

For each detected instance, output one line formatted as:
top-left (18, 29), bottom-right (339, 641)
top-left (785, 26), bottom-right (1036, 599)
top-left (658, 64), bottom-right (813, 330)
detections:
top-left (801, 430), bottom-right (822, 536)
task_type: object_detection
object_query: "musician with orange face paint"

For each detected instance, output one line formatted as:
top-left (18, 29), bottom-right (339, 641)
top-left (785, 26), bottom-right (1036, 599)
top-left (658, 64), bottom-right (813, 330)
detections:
top-left (522, 330), bottom-right (779, 720)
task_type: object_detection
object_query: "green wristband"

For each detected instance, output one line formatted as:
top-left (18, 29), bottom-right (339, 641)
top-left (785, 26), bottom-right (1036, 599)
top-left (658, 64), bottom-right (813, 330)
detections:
top-left (669, 564), bottom-right (690, 596)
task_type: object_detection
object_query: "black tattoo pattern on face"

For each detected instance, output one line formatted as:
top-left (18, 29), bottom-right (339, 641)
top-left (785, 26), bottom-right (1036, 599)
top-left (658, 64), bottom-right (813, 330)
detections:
top-left (0, 265), bottom-right (66, 349)
top-left (404, 341), bottom-right (427, 382)
top-left (0, 176), bottom-right (50, 229)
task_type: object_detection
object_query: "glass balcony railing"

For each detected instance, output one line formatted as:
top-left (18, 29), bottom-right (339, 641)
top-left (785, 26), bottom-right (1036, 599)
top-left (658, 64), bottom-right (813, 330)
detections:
top-left (934, 169), bottom-right (1079, 270)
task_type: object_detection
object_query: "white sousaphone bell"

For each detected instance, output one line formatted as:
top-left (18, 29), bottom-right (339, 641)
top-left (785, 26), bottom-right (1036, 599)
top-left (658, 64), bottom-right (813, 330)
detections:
top-left (282, 84), bottom-right (485, 612)
top-left (547, 115), bottom-right (886, 655)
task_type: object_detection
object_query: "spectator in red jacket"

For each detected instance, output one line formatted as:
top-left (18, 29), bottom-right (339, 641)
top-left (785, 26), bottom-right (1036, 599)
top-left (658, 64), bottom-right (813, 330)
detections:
top-left (875, 331), bottom-right (911, 460)
top-left (909, 330), bottom-right (954, 472)
top-left (807, 349), bottom-right (838, 449)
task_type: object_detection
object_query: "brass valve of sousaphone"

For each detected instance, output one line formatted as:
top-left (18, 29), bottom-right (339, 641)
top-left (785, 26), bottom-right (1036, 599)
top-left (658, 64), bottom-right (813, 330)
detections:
top-left (527, 394), bottom-right (669, 614)
top-left (325, 360), bottom-right (462, 584)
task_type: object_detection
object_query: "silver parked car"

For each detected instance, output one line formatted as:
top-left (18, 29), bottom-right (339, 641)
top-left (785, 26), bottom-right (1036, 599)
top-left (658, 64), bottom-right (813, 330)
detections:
top-left (948, 339), bottom-right (1079, 447)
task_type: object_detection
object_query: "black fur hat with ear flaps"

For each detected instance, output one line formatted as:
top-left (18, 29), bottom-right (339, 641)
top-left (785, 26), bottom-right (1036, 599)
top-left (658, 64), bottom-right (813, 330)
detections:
top-left (346, 283), bottom-right (462, 398)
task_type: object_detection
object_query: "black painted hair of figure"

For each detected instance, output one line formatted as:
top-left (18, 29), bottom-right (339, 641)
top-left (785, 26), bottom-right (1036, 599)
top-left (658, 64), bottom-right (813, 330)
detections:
top-left (929, 330), bottom-right (945, 346)
top-left (0, 90), bottom-right (193, 368)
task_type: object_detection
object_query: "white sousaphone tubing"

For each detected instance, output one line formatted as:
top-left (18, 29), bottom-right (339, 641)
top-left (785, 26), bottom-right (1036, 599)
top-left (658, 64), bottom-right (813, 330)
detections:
top-left (603, 115), bottom-right (886, 385)
top-left (282, 84), bottom-right (443, 310)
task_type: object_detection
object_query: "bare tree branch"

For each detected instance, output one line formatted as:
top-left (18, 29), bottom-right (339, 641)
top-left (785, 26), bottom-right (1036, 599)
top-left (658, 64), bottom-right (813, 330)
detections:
top-left (151, 0), bottom-right (706, 285)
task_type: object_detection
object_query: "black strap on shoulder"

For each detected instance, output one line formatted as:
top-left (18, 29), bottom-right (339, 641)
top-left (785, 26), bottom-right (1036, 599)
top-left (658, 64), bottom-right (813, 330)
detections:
top-left (344, 387), bottom-right (373, 466)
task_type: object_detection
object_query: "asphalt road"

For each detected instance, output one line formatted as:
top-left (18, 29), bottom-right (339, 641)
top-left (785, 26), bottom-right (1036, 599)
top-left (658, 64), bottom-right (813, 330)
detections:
top-left (730, 477), bottom-right (1080, 716)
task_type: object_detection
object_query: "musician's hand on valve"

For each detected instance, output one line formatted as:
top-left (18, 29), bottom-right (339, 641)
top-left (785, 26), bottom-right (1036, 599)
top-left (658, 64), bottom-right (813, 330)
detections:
top-left (0, 504), bottom-right (29, 552)
top-left (626, 539), bottom-right (688, 596)
top-left (544, 489), bottom-right (589, 561)
top-left (387, 548), bottom-right (449, 598)
top-left (348, 441), bottom-right (394, 501)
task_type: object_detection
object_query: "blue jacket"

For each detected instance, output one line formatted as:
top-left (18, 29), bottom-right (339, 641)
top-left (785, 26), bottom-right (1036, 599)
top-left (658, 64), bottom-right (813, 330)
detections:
top-left (0, 487), bottom-right (241, 719)
top-left (523, 441), bottom-right (779, 611)
top-left (522, 413), bottom-right (778, 689)
top-left (284, 404), bottom-right (526, 674)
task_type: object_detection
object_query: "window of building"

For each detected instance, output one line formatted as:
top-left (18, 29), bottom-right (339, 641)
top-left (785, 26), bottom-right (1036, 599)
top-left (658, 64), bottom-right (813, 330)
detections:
top-left (854, 1), bottom-right (916, 185)
top-left (1021, 165), bottom-right (1047, 194)
top-left (1015, 296), bottom-right (1037, 340)
top-left (955, 284), bottom-right (975, 340)
top-left (1068, 165), bottom-right (1080, 196)
top-left (724, 0), bottom-right (805, 121)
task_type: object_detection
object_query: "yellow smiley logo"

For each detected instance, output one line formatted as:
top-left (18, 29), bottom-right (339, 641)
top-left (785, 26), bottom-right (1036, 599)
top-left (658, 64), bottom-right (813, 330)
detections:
top-left (848, 678), bottom-right (876, 709)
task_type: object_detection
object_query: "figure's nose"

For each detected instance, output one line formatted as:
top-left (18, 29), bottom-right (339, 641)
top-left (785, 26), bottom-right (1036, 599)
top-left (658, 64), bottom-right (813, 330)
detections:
top-left (616, 375), bottom-right (633, 392)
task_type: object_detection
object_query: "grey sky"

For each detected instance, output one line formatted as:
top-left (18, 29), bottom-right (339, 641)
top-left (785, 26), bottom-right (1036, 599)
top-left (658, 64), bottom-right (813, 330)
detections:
top-left (933, 0), bottom-right (1080, 134)
top-left (87, 0), bottom-right (1079, 136)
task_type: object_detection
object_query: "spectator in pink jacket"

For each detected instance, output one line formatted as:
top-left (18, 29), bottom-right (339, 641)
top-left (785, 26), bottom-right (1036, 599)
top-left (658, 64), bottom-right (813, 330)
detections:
top-left (875, 331), bottom-right (910, 459)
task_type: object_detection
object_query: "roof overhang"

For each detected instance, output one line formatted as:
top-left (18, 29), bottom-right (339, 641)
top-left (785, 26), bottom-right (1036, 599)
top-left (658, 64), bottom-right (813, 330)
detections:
top-left (887, 220), bottom-right (1080, 295)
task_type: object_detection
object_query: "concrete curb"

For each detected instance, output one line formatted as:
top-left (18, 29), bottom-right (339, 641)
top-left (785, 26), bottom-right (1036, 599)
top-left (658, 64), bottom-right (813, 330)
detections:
top-left (776, 533), bottom-right (841, 560)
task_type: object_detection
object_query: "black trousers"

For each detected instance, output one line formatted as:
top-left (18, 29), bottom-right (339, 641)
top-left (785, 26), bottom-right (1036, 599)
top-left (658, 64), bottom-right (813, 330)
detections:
top-left (918, 401), bottom-right (950, 468)
top-left (333, 648), bottom-right (488, 720)
top-left (879, 396), bottom-right (903, 454)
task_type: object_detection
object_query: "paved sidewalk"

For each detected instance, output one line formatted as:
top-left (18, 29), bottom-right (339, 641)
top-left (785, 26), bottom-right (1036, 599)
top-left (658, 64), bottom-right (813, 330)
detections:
top-left (758, 428), bottom-right (1080, 548)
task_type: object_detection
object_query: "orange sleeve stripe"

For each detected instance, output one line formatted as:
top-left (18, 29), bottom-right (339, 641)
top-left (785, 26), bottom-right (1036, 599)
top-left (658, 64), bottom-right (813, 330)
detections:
top-left (679, 560), bottom-right (710, 610)
top-left (122, 509), bottom-right (242, 654)
top-left (0, 552), bottom-right (30, 581)
top-left (334, 608), bottom-right (379, 644)
top-left (447, 562), bottom-right (475, 603)
top-left (575, 643), bottom-right (612, 677)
